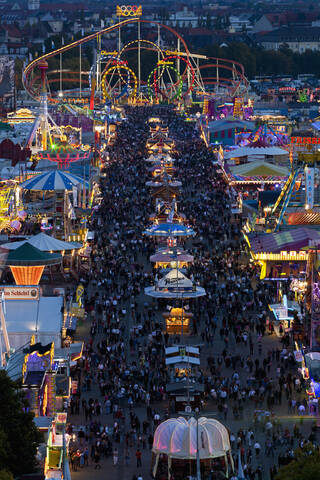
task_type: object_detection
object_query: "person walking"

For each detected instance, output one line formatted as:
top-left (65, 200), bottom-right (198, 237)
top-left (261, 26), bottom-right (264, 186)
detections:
top-left (254, 441), bottom-right (261, 457)
top-left (136, 448), bottom-right (142, 467)
top-left (113, 447), bottom-right (119, 466)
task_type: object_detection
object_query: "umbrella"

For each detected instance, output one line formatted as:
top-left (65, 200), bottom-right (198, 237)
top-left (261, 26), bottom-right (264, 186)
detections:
top-left (19, 171), bottom-right (89, 191)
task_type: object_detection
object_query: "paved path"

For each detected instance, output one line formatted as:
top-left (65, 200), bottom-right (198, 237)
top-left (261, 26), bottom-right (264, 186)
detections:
top-left (68, 108), bottom-right (317, 480)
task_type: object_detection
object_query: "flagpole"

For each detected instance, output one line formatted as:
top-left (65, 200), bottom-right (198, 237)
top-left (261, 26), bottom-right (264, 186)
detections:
top-left (79, 43), bottom-right (82, 99)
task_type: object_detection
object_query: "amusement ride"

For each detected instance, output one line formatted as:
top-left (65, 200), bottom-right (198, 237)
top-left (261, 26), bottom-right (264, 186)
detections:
top-left (22, 7), bottom-right (249, 107)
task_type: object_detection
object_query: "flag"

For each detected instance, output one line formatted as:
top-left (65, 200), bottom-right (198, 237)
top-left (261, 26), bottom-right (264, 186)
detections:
top-left (81, 27), bottom-right (84, 36)
top-left (42, 43), bottom-right (45, 53)
top-left (29, 52), bottom-right (33, 61)
top-left (61, 37), bottom-right (65, 46)
top-left (51, 40), bottom-right (55, 49)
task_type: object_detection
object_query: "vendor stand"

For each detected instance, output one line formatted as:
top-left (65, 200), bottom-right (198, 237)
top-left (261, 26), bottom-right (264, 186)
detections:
top-left (162, 307), bottom-right (193, 334)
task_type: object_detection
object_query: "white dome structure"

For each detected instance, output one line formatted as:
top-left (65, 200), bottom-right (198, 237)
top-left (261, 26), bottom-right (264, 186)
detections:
top-left (152, 417), bottom-right (234, 477)
top-left (153, 416), bottom-right (231, 459)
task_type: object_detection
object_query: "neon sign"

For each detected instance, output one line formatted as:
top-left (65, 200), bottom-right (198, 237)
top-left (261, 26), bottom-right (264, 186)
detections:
top-left (116, 5), bottom-right (142, 16)
top-left (291, 137), bottom-right (320, 144)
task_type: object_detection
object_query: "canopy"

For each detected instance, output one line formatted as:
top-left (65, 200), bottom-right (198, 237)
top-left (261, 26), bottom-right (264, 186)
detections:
top-left (143, 223), bottom-right (195, 237)
top-left (248, 227), bottom-right (320, 254)
top-left (229, 160), bottom-right (289, 177)
top-left (150, 248), bottom-right (194, 263)
top-left (0, 232), bottom-right (82, 252)
top-left (224, 145), bottom-right (288, 159)
top-left (152, 417), bottom-right (231, 460)
top-left (19, 170), bottom-right (89, 191)
top-left (145, 154), bottom-right (174, 163)
top-left (1, 242), bottom-right (61, 266)
top-left (2, 296), bottom-right (63, 351)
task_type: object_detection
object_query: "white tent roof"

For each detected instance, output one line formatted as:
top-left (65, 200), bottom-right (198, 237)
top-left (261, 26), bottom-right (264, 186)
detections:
top-left (3, 296), bottom-right (63, 351)
top-left (153, 417), bottom-right (231, 459)
top-left (224, 146), bottom-right (288, 159)
top-left (145, 269), bottom-right (206, 299)
top-left (229, 160), bottom-right (289, 177)
top-left (0, 232), bottom-right (82, 252)
top-left (158, 268), bottom-right (193, 289)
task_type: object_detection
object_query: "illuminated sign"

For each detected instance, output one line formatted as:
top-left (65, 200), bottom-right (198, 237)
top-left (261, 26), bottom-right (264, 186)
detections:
top-left (56, 412), bottom-right (67, 424)
top-left (116, 5), bottom-right (142, 17)
top-left (165, 50), bottom-right (182, 56)
top-left (305, 166), bottom-right (315, 209)
top-left (291, 137), bottom-right (320, 144)
top-left (100, 51), bottom-right (118, 56)
top-left (1, 286), bottom-right (40, 300)
top-left (254, 251), bottom-right (307, 261)
top-left (157, 60), bottom-right (174, 65)
top-left (111, 59), bottom-right (128, 65)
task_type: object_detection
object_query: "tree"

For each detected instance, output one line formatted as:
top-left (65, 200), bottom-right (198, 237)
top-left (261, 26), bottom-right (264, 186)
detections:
top-left (0, 471), bottom-right (13, 480)
top-left (0, 371), bottom-right (42, 476)
top-left (275, 443), bottom-right (320, 480)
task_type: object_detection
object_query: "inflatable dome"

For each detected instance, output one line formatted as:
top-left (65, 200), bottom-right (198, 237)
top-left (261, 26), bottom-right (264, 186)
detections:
top-left (153, 416), bottom-right (231, 460)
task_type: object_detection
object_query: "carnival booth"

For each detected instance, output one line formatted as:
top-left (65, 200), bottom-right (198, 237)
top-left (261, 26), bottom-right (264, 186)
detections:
top-left (145, 153), bottom-right (173, 164)
top-left (150, 248), bottom-right (194, 272)
top-left (162, 307), bottom-right (193, 334)
top-left (0, 232), bottom-right (82, 278)
top-left (0, 242), bottom-right (61, 285)
top-left (145, 268), bottom-right (206, 299)
top-left (244, 227), bottom-right (315, 280)
top-left (149, 199), bottom-right (186, 225)
top-left (152, 417), bottom-right (234, 479)
top-left (151, 183), bottom-right (182, 202)
top-left (165, 346), bottom-right (203, 411)
top-left (148, 161), bottom-right (176, 178)
top-left (224, 145), bottom-right (289, 167)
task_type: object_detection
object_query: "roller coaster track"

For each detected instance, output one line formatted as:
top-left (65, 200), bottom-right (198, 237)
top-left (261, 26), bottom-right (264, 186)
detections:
top-left (23, 18), bottom-right (248, 101)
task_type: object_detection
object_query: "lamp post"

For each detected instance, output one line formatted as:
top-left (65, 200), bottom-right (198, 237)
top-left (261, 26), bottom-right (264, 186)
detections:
top-left (195, 407), bottom-right (201, 480)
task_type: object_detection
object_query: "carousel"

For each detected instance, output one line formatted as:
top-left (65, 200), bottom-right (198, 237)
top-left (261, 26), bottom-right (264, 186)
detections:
top-left (152, 417), bottom-right (234, 479)
top-left (19, 170), bottom-right (89, 240)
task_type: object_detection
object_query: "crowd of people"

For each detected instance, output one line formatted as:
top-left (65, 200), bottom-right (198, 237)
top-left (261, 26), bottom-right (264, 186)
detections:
top-left (67, 106), bottom-right (318, 480)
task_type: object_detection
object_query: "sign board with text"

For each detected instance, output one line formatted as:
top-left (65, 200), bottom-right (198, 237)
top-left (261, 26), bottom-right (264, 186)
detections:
top-left (1, 286), bottom-right (40, 300)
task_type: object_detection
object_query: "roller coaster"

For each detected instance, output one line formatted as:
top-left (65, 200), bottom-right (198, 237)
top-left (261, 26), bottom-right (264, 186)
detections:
top-left (23, 16), bottom-right (249, 105)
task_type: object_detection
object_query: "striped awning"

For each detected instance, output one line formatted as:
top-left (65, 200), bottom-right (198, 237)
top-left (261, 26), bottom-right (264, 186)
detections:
top-left (20, 170), bottom-right (89, 191)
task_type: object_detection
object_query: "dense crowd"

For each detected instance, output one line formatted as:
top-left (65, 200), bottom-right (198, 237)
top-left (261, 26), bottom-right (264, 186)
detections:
top-left (67, 106), bottom-right (317, 480)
